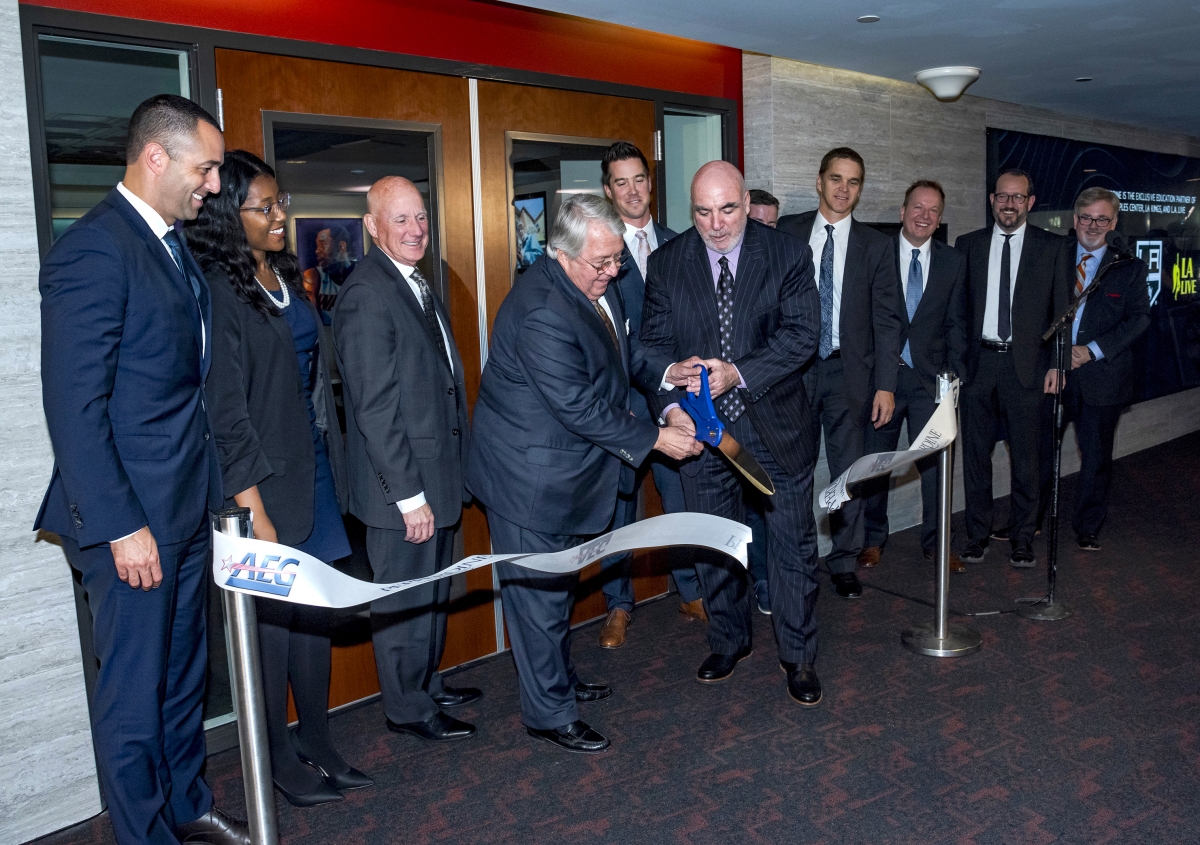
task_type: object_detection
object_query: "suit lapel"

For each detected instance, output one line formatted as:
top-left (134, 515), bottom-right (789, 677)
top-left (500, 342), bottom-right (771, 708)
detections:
top-left (684, 232), bottom-right (721, 345)
top-left (971, 232), bottom-right (991, 329)
top-left (893, 236), bottom-right (910, 331)
top-left (371, 249), bottom-right (453, 375)
top-left (842, 220), bottom-right (868, 337)
top-left (733, 224), bottom-right (767, 316)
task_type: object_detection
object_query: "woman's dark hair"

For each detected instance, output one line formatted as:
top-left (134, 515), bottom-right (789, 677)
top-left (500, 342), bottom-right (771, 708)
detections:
top-left (184, 149), bottom-right (302, 318)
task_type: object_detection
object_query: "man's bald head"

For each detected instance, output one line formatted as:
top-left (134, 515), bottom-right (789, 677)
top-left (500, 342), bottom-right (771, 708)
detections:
top-left (364, 175), bottom-right (429, 266)
top-left (690, 161), bottom-right (750, 254)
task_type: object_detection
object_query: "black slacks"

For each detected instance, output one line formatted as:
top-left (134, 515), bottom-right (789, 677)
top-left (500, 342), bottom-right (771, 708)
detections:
top-left (680, 412), bottom-right (820, 665)
top-left (962, 347), bottom-right (1044, 545)
top-left (804, 355), bottom-right (865, 573)
top-left (366, 524), bottom-right (453, 724)
top-left (862, 363), bottom-right (940, 553)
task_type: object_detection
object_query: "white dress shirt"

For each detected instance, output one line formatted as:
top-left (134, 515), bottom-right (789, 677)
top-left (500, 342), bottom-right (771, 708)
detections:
top-left (808, 211), bottom-right (852, 350)
top-left (623, 220), bottom-right (659, 258)
top-left (117, 182), bottom-right (205, 357)
top-left (983, 222), bottom-right (1026, 342)
top-left (899, 233), bottom-right (932, 301)
top-left (386, 254), bottom-right (455, 515)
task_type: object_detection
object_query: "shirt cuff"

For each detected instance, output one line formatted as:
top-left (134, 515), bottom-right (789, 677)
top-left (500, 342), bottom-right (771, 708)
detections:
top-left (396, 492), bottom-right (427, 514)
top-left (1087, 341), bottom-right (1104, 361)
top-left (659, 364), bottom-right (677, 392)
top-left (659, 403), bottom-right (682, 425)
top-left (735, 365), bottom-right (747, 390)
top-left (111, 527), bottom-right (145, 544)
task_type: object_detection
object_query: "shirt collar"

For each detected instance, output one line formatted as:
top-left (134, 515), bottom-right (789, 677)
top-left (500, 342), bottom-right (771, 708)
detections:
top-left (383, 251), bottom-right (416, 280)
top-left (116, 182), bottom-right (170, 240)
top-left (705, 230), bottom-right (745, 273)
top-left (815, 210), bottom-right (852, 236)
top-left (899, 233), bottom-right (932, 260)
top-left (624, 220), bottom-right (652, 238)
top-left (1076, 241), bottom-right (1107, 264)
top-left (993, 221), bottom-right (1027, 240)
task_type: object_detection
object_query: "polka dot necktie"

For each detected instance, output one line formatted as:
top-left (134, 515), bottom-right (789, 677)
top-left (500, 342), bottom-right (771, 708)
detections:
top-left (716, 255), bottom-right (745, 421)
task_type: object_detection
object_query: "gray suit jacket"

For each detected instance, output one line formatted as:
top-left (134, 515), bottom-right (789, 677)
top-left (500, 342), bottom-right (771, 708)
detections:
top-left (333, 248), bottom-right (469, 530)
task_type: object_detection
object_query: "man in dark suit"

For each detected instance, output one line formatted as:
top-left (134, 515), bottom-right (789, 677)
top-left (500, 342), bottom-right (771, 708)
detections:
top-left (858, 180), bottom-right (969, 571)
top-left (334, 176), bottom-right (481, 744)
top-left (1042, 188), bottom-right (1150, 551)
top-left (594, 141), bottom-right (708, 647)
top-left (642, 160), bottom-right (825, 705)
top-left (956, 170), bottom-right (1067, 567)
top-left (467, 194), bottom-right (702, 754)
top-left (749, 189), bottom-right (781, 228)
top-left (777, 147), bottom-right (904, 599)
top-left (36, 95), bottom-right (249, 845)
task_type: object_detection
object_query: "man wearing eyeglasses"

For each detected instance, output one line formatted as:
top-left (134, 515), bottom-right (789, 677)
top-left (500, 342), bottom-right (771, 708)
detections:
top-left (1039, 188), bottom-right (1149, 551)
top-left (955, 169), bottom-right (1068, 569)
top-left (466, 194), bottom-right (703, 753)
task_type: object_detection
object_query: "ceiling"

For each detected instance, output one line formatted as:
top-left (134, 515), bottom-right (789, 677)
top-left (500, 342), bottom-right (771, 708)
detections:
top-left (511, 0), bottom-right (1200, 138)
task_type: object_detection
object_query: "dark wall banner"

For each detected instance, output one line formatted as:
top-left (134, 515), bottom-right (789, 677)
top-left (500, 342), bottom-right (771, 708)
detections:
top-left (988, 128), bottom-right (1200, 402)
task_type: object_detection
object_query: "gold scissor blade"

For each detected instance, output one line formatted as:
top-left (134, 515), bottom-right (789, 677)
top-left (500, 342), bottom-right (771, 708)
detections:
top-left (715, 431), bottom-right (776, 495)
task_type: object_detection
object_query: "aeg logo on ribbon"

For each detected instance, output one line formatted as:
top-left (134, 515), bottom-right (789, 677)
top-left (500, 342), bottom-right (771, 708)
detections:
top-left (221, 553), bottom-right (300, 597)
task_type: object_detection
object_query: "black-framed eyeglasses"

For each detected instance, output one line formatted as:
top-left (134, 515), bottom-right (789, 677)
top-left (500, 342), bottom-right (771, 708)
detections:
top-left (993, 193), bottom-right (1029, 204)
top-left (1077, 214), bottom-right (1114, 227)
top-left (239, 193), bottom-right (291, 216)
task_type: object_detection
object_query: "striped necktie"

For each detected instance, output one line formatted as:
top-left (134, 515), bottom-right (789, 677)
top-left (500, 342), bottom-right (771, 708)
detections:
top-left (1076, 253), bottom-right (1093, 296)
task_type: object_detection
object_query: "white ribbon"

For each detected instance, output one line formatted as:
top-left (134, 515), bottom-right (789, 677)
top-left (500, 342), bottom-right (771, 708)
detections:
top-left (819, 381), bottom-right (959, 512)
top-left (212, 512), bottom-right (751, 608)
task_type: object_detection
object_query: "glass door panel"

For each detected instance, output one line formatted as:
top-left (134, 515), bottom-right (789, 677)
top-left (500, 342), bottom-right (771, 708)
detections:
top-left (663, 110), bottom-right (724, 232)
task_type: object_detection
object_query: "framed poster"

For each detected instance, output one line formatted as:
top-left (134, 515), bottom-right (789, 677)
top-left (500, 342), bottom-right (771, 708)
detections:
top-left (294, 217), bottom-right (365, 313)
top-left (513, 192), bottom-right (547, 272)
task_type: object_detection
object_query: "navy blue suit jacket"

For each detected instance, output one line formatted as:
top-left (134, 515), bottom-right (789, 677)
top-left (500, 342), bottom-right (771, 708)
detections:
top-left (36, 187), bottom-right (221, 547)
top-left (466, 254), bottom-right (663, 535)
top-left (892, 236), bottom-right (970, 399)
top-left (1067, 247), bottom-right (1150, 406)
top-left (614, 219), bottom-right (677, 423)
top-left (641, 220), bottom-right (821, 477)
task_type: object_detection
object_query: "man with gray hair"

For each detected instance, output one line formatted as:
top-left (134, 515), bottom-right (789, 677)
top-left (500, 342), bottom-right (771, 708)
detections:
top-left (1039, 186), bottom-right (1149, 550)
top-left (467, 193), bottom-right (703, 753)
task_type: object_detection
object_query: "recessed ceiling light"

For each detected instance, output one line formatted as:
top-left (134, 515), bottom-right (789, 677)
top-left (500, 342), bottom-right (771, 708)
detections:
top-left (286, 160), bottom-right (306, 164)
top-left (857, 14), bottom-right (880, 23)
top-left (1075, 77), bottom-right (1093, 82)
top-left (1083, 169), bottom-right (1097, 173)
top-left (350, 169), bottom-right (365, 174)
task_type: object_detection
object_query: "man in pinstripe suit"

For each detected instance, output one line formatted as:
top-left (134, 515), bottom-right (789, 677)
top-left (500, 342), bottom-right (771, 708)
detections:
top-left (641, 161), bottom-right (825, 706)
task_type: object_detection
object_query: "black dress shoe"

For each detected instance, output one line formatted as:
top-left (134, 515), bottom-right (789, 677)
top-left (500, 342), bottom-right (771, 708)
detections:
top-left (781, 661), bottom-right (822, 706)
top-left (575, 681), bottom-right (612, 702)
top-left (386, 711), bottom-right (476, 742)
top-left (1077, 534), bottom-right (1101, 552)
top-left (961, 540), bottom-right (989, 563)
top-left (273, 778), bottom-right (344, 808)
top-left (527, 719), bottom-right (610, 754)
top-left (1010, 541), bottom-right (1037, 568)
top-left (289, 730), bottom-right (374, 792)
top-left (430, 685), bottom-right (483, 708)
top-left (176, 807), bottom-right (251, 845)
top-left (831, 572), bottom-right (862, 599)
top-left (696, 645), bottom-right (752, 683)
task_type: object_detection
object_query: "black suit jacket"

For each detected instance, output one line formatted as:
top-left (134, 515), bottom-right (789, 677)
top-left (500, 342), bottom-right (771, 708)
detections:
top-left (36, 187), bottom-right (221, 547)
top-left (777, 211), bottom-right (904, 424)
top-left (204, 267), bottom-right (347, 545)
top-left (1067, 247), bottom-right (1150, 406)
top-left (955, 223), bottom-right (1068, 389)
top-left (893, 236), bottom-right (970, 399)
top-left (465, 254), bottom-right (662, 535)
top-left (614, 219), bottom-right (678, 422)
top-left (641, 220), bottom-right (820, 476)
top-left (333, 248), bottom-right (469, 530)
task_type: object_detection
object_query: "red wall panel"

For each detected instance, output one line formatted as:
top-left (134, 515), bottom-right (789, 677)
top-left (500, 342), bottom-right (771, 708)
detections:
top-left (22, 0), bottom-right (742, 103)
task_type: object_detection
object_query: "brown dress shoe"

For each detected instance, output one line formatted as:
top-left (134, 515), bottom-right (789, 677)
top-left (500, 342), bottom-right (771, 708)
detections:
top-left (857, 546), bottom-right (882, 568)
top-left (678, 598), bottom-right (708, 623)
top-left (598, 608), bottom-right (630, 648)
top-left (923, 548), bottom-right (967, 573)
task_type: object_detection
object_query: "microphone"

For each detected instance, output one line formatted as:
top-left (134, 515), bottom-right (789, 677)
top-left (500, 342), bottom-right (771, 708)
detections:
top-left (1104, 230), bottom-right (1133, 258)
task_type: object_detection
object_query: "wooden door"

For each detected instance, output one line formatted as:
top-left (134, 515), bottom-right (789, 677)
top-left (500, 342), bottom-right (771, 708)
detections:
top-left (476, 82), bottom-right (670, 626)
top-left (215, 49), bottom-right (495, 709)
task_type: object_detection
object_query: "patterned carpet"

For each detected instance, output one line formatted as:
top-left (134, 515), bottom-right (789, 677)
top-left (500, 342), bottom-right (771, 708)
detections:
top-left (36, 432), bottom-right (1200, 844)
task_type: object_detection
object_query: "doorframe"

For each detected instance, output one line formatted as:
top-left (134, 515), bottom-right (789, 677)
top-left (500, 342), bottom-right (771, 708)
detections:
top-left (21, 4), bottom-right (739, 260)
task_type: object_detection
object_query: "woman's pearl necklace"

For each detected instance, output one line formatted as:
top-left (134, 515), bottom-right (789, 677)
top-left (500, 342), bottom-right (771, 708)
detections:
top-left (256, 269), bottom-right (290, 308)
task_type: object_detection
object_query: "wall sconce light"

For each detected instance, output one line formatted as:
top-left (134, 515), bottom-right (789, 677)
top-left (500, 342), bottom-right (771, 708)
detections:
top-left (915, 66), bottom-right (981, 101)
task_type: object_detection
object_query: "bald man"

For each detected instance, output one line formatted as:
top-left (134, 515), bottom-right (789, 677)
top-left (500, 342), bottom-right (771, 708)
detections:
top-left (334, 177), bottom-right (481, 743)
top-left (641, 162), bottom-right (825, 706)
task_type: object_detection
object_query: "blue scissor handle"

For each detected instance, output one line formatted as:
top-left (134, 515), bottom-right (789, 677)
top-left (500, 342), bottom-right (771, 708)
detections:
top-left (678, 365), bottom-right (724, 447)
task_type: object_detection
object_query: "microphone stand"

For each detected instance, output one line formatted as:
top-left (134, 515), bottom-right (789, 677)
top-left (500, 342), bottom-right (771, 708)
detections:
top-left (1017, 251), bottom-right (1132, 621)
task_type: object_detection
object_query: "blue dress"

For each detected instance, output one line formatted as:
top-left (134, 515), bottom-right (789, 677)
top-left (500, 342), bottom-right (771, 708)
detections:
top-left (267, 287), bottom-right (351, 562)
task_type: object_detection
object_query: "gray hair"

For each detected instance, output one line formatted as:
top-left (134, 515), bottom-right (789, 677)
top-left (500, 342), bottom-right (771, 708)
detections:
top-left (547, 194), bottom-right (625, 259)
top-left (1075, 186), bottom-right (1120, 215)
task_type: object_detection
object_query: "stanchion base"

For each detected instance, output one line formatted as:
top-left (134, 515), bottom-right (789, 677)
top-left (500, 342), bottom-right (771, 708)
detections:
top-left (1016, 598), bottom-right (1074, 621)
top-left (901, 623), bottom-right (982, 657)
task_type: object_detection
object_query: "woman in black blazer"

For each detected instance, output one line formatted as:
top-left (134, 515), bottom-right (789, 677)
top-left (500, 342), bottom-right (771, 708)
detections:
top-left (188, 150), bottom-right (371, 806)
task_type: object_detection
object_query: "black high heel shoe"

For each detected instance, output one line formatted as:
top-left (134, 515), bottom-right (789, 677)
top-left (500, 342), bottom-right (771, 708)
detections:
top-left (273, 778), bottom-right (344, 808)
top-left (289, 728), bottom-right (374, 791)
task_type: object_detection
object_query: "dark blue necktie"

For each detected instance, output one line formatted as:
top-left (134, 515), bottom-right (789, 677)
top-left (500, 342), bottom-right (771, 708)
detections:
top-left (902, 248), bottom-right (922, 367)
top-left (819, 224), bottom-right (835, 359)
top-left (716, 256), bottom-right (745, 422)
top-left (162, 229), bottom-right (202, 303)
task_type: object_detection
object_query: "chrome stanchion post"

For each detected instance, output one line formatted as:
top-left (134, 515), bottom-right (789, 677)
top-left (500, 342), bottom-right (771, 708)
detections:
top-left (902, 372), bottom-right (982, 658)
top-left (212, 507), bottom-right (279, 845)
